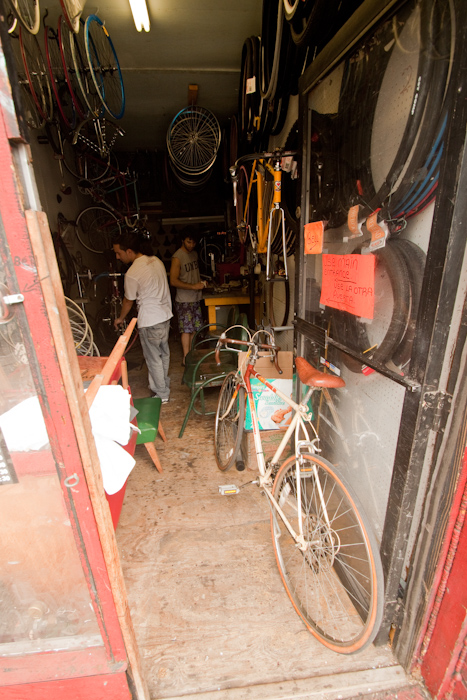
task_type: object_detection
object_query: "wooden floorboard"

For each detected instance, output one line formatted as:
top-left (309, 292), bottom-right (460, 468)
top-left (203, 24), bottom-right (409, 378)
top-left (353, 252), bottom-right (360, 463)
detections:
top-left (116, 336), bottom-right (404, 699)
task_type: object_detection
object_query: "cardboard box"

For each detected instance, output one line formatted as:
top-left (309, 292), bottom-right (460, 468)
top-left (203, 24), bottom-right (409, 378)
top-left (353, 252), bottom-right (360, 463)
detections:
top-left (239, 351), bottom-right (294, 431)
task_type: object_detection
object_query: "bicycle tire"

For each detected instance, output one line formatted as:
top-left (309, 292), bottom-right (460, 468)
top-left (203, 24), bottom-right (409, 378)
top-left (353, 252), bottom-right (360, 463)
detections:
top-left (44, 25), bottom-right (76, 129)
top-left (271, 452), bottom-right (384, 653)
top-left (62, 132), bottom-right (112, 182)
top-left (390, 239), bottom-right (426, 368)
top-left (329, 242), bottom-right (411, 372)
top-left (238, 35), bottom-right (261, 151)
top-left (94, 301), bottom-right (125, 355)
top-left (70, 20), bottom-right (103, 118)
top-left (282, 0), bottom-right (301, 21)
top-left (76, 206), bottom-right (121, 254)
top-left (53, 233), bottom-right (74, 296)
top-left (235, 164), bottom-right (250, 229)
top-left (85, 15), bottom-right (125, 120)
top-left (58, 15), bottom-right (88, 120)
top-left (6, 0), bottom-right (40, 34)
top-left (59, 0), bottom-right (83, 33)
top-left (268, 276), bottom-right (290, 328)
top-left (11, 35), bottom-right (44, 129)
top-left (19, 27), bottom-right (54, 122)
top-left (214, 372), bottom-right (246, 472)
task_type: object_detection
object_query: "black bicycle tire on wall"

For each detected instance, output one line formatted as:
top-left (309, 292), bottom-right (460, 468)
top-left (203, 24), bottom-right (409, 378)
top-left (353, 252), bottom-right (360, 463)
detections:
top-left (327, 240), bottom-right (411, 372)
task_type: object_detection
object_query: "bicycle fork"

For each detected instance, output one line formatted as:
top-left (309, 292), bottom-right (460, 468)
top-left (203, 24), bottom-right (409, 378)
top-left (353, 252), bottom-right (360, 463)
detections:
top-left (266, 160), bottom-right (288, 282)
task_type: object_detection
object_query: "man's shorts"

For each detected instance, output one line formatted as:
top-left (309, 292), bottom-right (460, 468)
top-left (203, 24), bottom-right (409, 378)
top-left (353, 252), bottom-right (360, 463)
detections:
top-left (175, 301), bottom-right (203, 334)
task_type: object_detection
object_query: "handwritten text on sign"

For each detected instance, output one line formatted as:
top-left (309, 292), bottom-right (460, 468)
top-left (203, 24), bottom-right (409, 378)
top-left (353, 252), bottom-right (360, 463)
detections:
top-left (320, 254), bottom-right (375, 319)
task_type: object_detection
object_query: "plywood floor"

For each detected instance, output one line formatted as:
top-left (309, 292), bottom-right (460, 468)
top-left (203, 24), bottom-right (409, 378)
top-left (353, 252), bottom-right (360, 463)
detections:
top-left (116, 336), bottom-right (409, 700)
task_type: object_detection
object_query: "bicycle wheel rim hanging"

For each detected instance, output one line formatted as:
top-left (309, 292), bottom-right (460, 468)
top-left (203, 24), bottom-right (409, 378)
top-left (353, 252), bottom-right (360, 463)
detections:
top-left (19, 26), bottom-right (54, 122)
top-left (271, 453), bottom-right (384, 653)
top-left (85, 15), bottom-right (125, 120)
top-left (167, 106), bottom-right (221, 176)
top-left (7, 0), bottom-right (40, 34)
top-left (44, 25), bottom-right (76, 129)
top-left (70, 20), bottom-right (103, 118)
top-left (75, 206), bottom-right (121, 253)
top-left (58, 15), bottom-right (88, 120)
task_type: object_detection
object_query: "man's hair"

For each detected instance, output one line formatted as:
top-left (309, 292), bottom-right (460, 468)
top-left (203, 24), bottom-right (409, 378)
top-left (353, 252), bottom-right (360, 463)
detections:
top-left (114, 230), bottom-right (153, 256)
top-left (180, 229), bottom-right (199, 245)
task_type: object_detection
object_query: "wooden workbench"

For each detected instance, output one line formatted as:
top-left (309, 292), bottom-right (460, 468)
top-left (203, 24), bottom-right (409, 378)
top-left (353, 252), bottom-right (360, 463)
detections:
top-left (203, 290), bottom-right (260, 326)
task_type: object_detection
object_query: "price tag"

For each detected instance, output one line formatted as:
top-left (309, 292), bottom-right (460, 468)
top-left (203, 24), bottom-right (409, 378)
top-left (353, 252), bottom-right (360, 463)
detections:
top-left (304, 221), bottom-right (324, 255)
top-left (344, 204), bottom-right (363, 241)
top-left (246, 77), bottom-right (256, 94)
top-left (365, 211), bottom-right (389, 251)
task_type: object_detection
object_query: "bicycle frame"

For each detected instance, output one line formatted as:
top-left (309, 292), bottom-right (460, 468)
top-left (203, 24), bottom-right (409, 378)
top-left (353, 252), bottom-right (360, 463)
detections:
top-left (231, 151), bottom-right (294, 282)
top-left (236, 353), bottom-right (325, 552)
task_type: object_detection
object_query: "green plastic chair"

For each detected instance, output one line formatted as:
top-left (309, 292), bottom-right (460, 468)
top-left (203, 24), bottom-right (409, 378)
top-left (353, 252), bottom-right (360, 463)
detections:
top-left (133, 396), bottom-right (166, 472)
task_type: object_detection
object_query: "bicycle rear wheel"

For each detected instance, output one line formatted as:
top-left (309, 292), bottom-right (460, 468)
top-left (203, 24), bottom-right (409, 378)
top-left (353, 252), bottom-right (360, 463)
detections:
top-left (85, 15), bottom-right (125, 120)
top-left (70, 20), bottom-right (102, 118)
top-left (58, 15), bottom-right (88, 120)
top-left (19, 27), bottom-right (54, 122)
top-left (44, 25), bottom-right (76, 129)
top-left (214, 372), bottom-right (245, 472)
top-left (76, 206), bottom-right (121, 254)
top-left (271, 453), bottom-right (384, 653)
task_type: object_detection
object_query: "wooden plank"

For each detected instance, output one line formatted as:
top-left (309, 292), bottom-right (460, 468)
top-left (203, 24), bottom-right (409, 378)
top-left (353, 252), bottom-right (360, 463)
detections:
top-left (158, 665), bottom-right (408, 700)
top-left (25, 210), bottom-right (150, 700)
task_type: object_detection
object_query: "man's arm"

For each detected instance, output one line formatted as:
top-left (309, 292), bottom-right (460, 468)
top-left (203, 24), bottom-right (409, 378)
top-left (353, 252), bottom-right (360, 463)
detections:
top-left (114, 297), bottom-right (134, 328)
top-left (170, 256), bottom-right (205, 291)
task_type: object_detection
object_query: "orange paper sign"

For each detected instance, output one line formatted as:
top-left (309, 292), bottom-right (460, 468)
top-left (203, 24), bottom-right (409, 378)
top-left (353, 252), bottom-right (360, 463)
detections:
top-left (304, 221), bottom-right (324, 254)
top-left (320, 253), bottom-right (375, 319)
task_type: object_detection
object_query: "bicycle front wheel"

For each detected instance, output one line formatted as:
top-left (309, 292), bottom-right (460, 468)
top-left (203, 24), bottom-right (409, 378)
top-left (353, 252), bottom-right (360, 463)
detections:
top-left (85, 15), bottom-right (125, 120)
top-left (214, 372), bottom-right (245, 472)
top-left (271, 453), bottom-right (384, 653)
top-left (76, 206), bottom-right (121, 253)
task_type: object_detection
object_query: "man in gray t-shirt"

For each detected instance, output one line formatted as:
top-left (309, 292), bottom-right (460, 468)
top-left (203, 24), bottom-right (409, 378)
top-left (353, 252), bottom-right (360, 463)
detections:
top-left (170, 235), bottom-right (206, 364)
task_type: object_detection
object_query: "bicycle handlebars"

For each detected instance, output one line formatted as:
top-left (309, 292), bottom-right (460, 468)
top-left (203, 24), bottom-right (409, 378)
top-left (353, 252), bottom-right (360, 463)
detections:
top-left (215, 335), bottom-right (283, 374)
top-left (230, 150), bottom-right (298, 181)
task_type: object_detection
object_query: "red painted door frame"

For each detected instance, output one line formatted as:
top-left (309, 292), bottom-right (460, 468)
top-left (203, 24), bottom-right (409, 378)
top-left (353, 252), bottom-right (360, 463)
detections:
top-left (415, 445), bottom-right (467, 699)
top-left (0, 31), bottom-right (132, 700)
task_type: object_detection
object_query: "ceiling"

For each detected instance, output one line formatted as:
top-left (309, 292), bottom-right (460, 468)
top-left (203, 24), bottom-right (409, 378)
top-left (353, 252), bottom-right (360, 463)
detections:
top-left (44, 0), bottom-right (263, 152)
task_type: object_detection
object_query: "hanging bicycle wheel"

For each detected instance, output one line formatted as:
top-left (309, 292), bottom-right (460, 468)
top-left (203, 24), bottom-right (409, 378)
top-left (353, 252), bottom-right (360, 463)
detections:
top-left (85, 15), bottom-right (125, 120)
top-left (167, 106), bottom-right (221, 176)
top-left (59, 0), bottom-right (84, 33)
top-left (6, 0), bottom-right (40, 34)
top-left (62, 131), bottom-right (112, 182)
top-left (214, 372), bottom-right (245, 472)
top-left (282, 0), bottom-right (301, 20)
top-left (44, 25), bottom-right (76, 129)
top-left (58, 15), bottom-right (88, 120)
top-left (271, 453), bottom-right (384, 653)
top-left (19, 26), bottom-right (54, 122)
top-left (10, 35), bottom-right (44, 129)
top-left (76, 206), bottom-right (121, 254)
top-left (69, 20), bottom-right (103, 118)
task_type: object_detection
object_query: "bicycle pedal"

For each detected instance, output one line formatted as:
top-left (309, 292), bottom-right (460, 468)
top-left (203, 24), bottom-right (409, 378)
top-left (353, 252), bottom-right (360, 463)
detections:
top-left (218, 484), bottom-right (240, 495)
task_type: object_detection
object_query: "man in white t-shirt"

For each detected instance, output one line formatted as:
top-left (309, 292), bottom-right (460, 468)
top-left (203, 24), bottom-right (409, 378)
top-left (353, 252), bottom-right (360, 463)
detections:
top-left (113, 232), bottom-right (173, 403)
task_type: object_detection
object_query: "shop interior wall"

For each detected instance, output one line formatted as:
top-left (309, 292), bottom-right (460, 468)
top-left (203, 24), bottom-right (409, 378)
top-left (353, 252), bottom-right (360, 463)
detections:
top-left (296, 0), bottom-right (447, 547)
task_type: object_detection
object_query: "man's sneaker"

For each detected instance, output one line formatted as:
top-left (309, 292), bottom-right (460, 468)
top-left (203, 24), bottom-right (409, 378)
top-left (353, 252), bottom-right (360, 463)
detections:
top-left (161, 398), bottom-right (169, 404)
